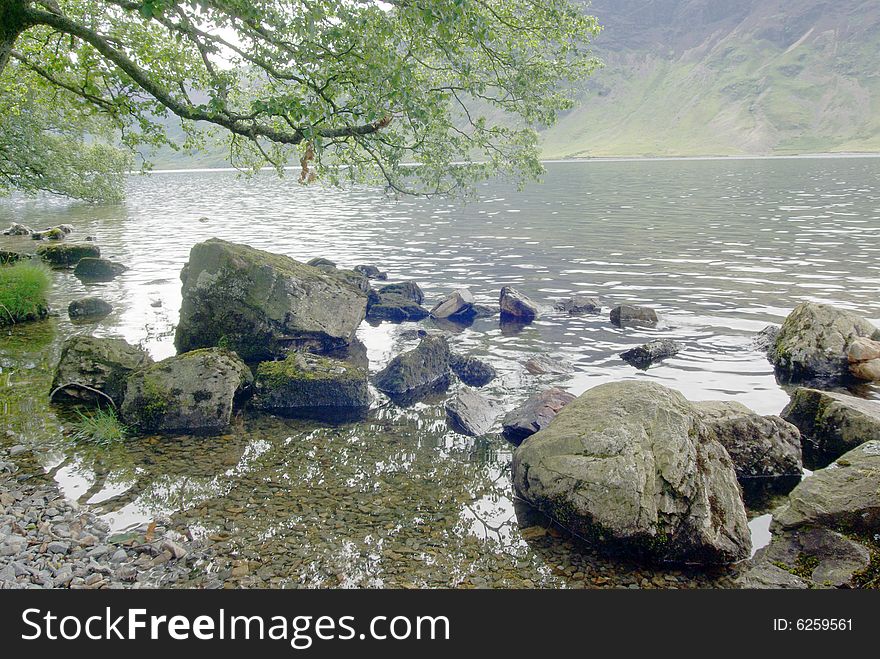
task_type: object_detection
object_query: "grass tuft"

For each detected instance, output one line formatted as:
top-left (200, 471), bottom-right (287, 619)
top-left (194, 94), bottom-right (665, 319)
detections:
top-left (70, 407), bottom-right (128, 447)
top-left (0, 260), bottom-right (51, 326)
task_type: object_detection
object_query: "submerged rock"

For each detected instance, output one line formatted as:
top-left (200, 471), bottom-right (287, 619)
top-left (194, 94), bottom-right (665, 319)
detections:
top-left (35, 243), bottom-right (100, 268)
top-left (695, 401), bottom-right (802, 481)
top-left (366, 281), bottom-right (429, 322)
top-left (74, 258), bottom-right (128, 282)
top-left (773, 440), bottom-right (880, 534)
top-left (51, 336), bottom-right (153, 407)
top-left (68, 297), bottom-right (113, 321)
top-left (610, 305), bottom-right (659, 328)
top-left (121, 348), bottom-right (252, 434)
top-left (619, 339), bottom-right (681, 369)
top-left (768, 302), bottom-right (879, 383)
top-left (174, 239), bottom-right (368, 361)
top-left (555, 296), bottom-right (601, 315)
top-left (445, 389), bottom-right (497, 436)
top-left (512, 381), bottom-right (751, 563)
top-left (449, 353), bottom-right (496, 387)
top-left (499, 287), bottom-right (539, 322)
top-left (430, 289), bottom-right (475, 320)
top-left (353, 264), bottom-right (387, 280)
top-left (501, 387), bottom-right (576, 446)
top-left (374, 335), bottom-right (451, 403)
top-left (781, 388), bottom-right (880, 464)
top-left (523, 354), bottom-right (572, 375)
top-left (252, 352), bottom-right (369, 420)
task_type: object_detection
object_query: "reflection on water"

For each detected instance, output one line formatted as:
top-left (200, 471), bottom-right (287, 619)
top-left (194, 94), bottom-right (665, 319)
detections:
top-left (2, 157), bottom-right (879, 587)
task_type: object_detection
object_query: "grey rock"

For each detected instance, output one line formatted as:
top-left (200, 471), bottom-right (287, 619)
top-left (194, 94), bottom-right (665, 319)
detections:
top-left (610, 305), bottom-right (659, 327)
top-left (523, 354), bottom-right (573, 375)
top-left (353, 264), bottom-right (387, 280)
top-left (430, 289), bottom-right (475, 320)
top-left (47, 541), bottom-right (70, 554)
top-left (35, 243), bottom-right (100, 268)
top-left (555, 296), bottom-right (601, 315)
top-left (753, 325), bottom-right (781, 353)
top-left (502, 387), bottom-right (576, 445)
top-left (619, 339), bottom-right (682, 369)
top-left (175, 239), bottom-right (368, 361)
top-left (121, 348), bottom-right (252, 434)
top-left (449, 353), bottom-right (496, 387)
top-left (757, 527), bottom-right (871, 588)
top-left (499, 287), bottom-right (539, 322)
top-left (377, 281), bottom-right (424, 305)
top-left (445, 389), bottom-right (497, 436)
top-left (305, 257), bottom-right (337, 270)
top-left (51, 335), bottom-right (153, 408)
top-left (68, 297), bottom-right (113, 320)
top-left (735, 562), bottom-right (809, 589)
top-left (366, 293), bottom-right (429, 322)
top-left (73, 257), bottom-right (128, 281)
top-left (374, 336), bottom-right (451, 402)
top-left (512, 381), bottom-right (751, 563)
top-left (3, 223), bottom-right (33, 236)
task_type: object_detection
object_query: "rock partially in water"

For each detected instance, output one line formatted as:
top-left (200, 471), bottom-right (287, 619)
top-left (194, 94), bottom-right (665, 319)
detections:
top-left (694, 401), bottom-right (803, 482)
top-left (501, 387), bottom-right (575, 445)
top-left (2, 223), bottom-right (33, 236)
top-left (752, 325), bottom-right (780, 353)
top-left (847, 336), bottom-right (880, 381)
top-left (430, 289), bottom-right (475, 320)
top-left (499, 287), bottom-right (539, 322)
top-left (121, 348), bottom-right (252, 434)
top-left (619, 339), bottom-right (681, 369)
top-left (445, 389), bottom-right (497, 436)
top-left (449, 353), bottom-right (496, 387)
top-left (35, 243), bottom-right (100, 268)
top-left (523, 354), bottom-right (572, 375)
top-left (768, 302), bottom-right (879, 383)
top-left (73, 258), bottom-right (128, 282)
top-left (68, 297), bottom-right (113, 321)
top-left (512, 381), bottom-right (751, 564)
top-left (31, 226), bottom-right (69, 241)
top-left (773, 440), bottom-right (880, 534)
top-left (374, 335), bottom-right (451, 403)
top-left (366, 282), bottom-right (429, 322)
top-left (609, 305), bottom-right (659, 328)
top-left (252, 352), bottom-right (370, 421)
top-left (174, 239), bottom-right (368, 361)
top-left (781, 388), bottom-right (880, 464)
top-left (353, 264), bottom-right (387, 280)
top-left (555, 296), bottom-right (601, 315)
top-left (306, 257), bottom-right (337, 270)
top-left (377, 281), bottom-right (424, 304)
top-left (51, 335), bottom-right (153, 407)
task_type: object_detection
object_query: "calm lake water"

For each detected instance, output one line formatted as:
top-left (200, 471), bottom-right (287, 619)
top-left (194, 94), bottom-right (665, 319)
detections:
top-left (2, 157), bottom-right (879, 588)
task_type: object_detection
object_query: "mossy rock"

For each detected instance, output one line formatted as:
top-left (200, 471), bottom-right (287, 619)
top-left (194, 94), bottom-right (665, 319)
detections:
top-left (0, 250), bottom-right (28, 265)
top-left (36, 243), bottom-right (100, 268)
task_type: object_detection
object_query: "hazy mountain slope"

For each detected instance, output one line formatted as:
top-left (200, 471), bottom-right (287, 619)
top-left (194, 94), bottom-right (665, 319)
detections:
top-left (541, 0), bottom-right (880, 157)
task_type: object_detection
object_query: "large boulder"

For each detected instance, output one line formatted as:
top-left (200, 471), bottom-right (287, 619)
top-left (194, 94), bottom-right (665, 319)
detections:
top-left (781, 388), bottom-right (880, 464)
top-left (68, 297), bottom-right (113, 321)
top-left (449, 353), bottom-right (496, 387)
top-left (512, 381), bottom-right (751, 563)
top-left (502, 387), bottom-right (575, 445)
top-left (695, 401), bottom-right (803, 481)
top-left (610, 305), bottom-right (658, 328)
top-left (51, 336), bottom-right (153, 408)
top-left (773, 440), bottom-right (880, 534)
top-left (768, 302), bottom-right (879, 383)
top-left (445, 389), bottom-right (497, 436)
top-left (35, 243), bottom-right (100, 268)
top-left (373, 335), bottom-right (451, 402)
top-left (499, 287), bottom-right (539, 322)
top-left (174, 239), bottom-right (368, 361)
top-left (121, 348), bottom-right (252, 434)
top-left (73, 258), bottom-right (128, 282)
top-left (430, 289), bottom-right (475, 320)
top-left (620, 339), bottom-right (681, 369)
top-left (252, 351), bottom-right (369, 420)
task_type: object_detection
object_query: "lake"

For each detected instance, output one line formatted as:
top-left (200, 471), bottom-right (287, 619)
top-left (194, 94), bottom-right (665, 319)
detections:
top-left (2, 157), bottom-right (879, 588)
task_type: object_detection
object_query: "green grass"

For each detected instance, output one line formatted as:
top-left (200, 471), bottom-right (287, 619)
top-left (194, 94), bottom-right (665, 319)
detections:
top-left (0, 260), bottom-right (51, 326)
top-left (70, 407), bottom-right (129, 447)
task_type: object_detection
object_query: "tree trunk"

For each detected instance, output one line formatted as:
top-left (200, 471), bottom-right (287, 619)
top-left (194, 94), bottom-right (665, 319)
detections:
top-left (0, 0), bottom-right (28, 77)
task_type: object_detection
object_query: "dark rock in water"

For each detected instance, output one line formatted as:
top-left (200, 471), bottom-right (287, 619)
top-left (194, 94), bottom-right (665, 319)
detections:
top-left (499, 286), bottom-right (539, 322)
top-left (609, 305), bottom-right (659, 327)
top-left (68, 297), bottom-right (113, 321)
top-left (2, 223), bottom-right (33, 236)
top-left (35, 243), bottom-right (100, 268)
top-left (512, 381), bottom-right (751, 564)
top-left (695, 401), bottom-right (802, 482)
top-left (445, 389), bottom-right (497, 436)
top-left (449, 353), bottom-right (496, 387)
top-left (555, 296), bottom-right (601, 315)
top-left (121, 348), bottom-right (252, 434)
top-left (174, 239), bottom-right (368, 361)
top-left (31, 226), bottom-right (68, 241)
top-left (374, 335), bottom-right (451, 403)
top-left (306, 257), bottom-right (337, 270)
top-left (0, 250), bottom-right (27, 265)
top-left (471, 304), bottom-right (497, 318)
top-left (377, 281), bottom-right (424, 304)
top-left (781, 388), bottom-right (880, 465)
top-left (398, 328), bottom-right (429, 341)
top-left (619, 339), bottom-right (681, 369)
top-left (751, 527), bottom-right (871, 589)
top-left (773, 440), bottom-right (880, 534)
top-left (353, 264), bottom-right (387, 280)
top-left (74, 258), bottom-right (128, 282)
top-left (430, 289), bottom-right (474, 320)
top-left (768, 302), bottom-right (879, 384)
top-left (523, 355), bottom-right (572, 375)
top-left (752, 325), bottom-right (780, 353)
top-left (51, 336), bottom-right (153, 408)
top-left (502, 387), bottom-right (575, 445)
top-left (252, 351), bottom-right (369, 421)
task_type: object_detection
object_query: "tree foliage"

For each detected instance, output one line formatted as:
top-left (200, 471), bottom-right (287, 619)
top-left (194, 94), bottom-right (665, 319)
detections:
top-left (0, 0), bottom-right (601, 199)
